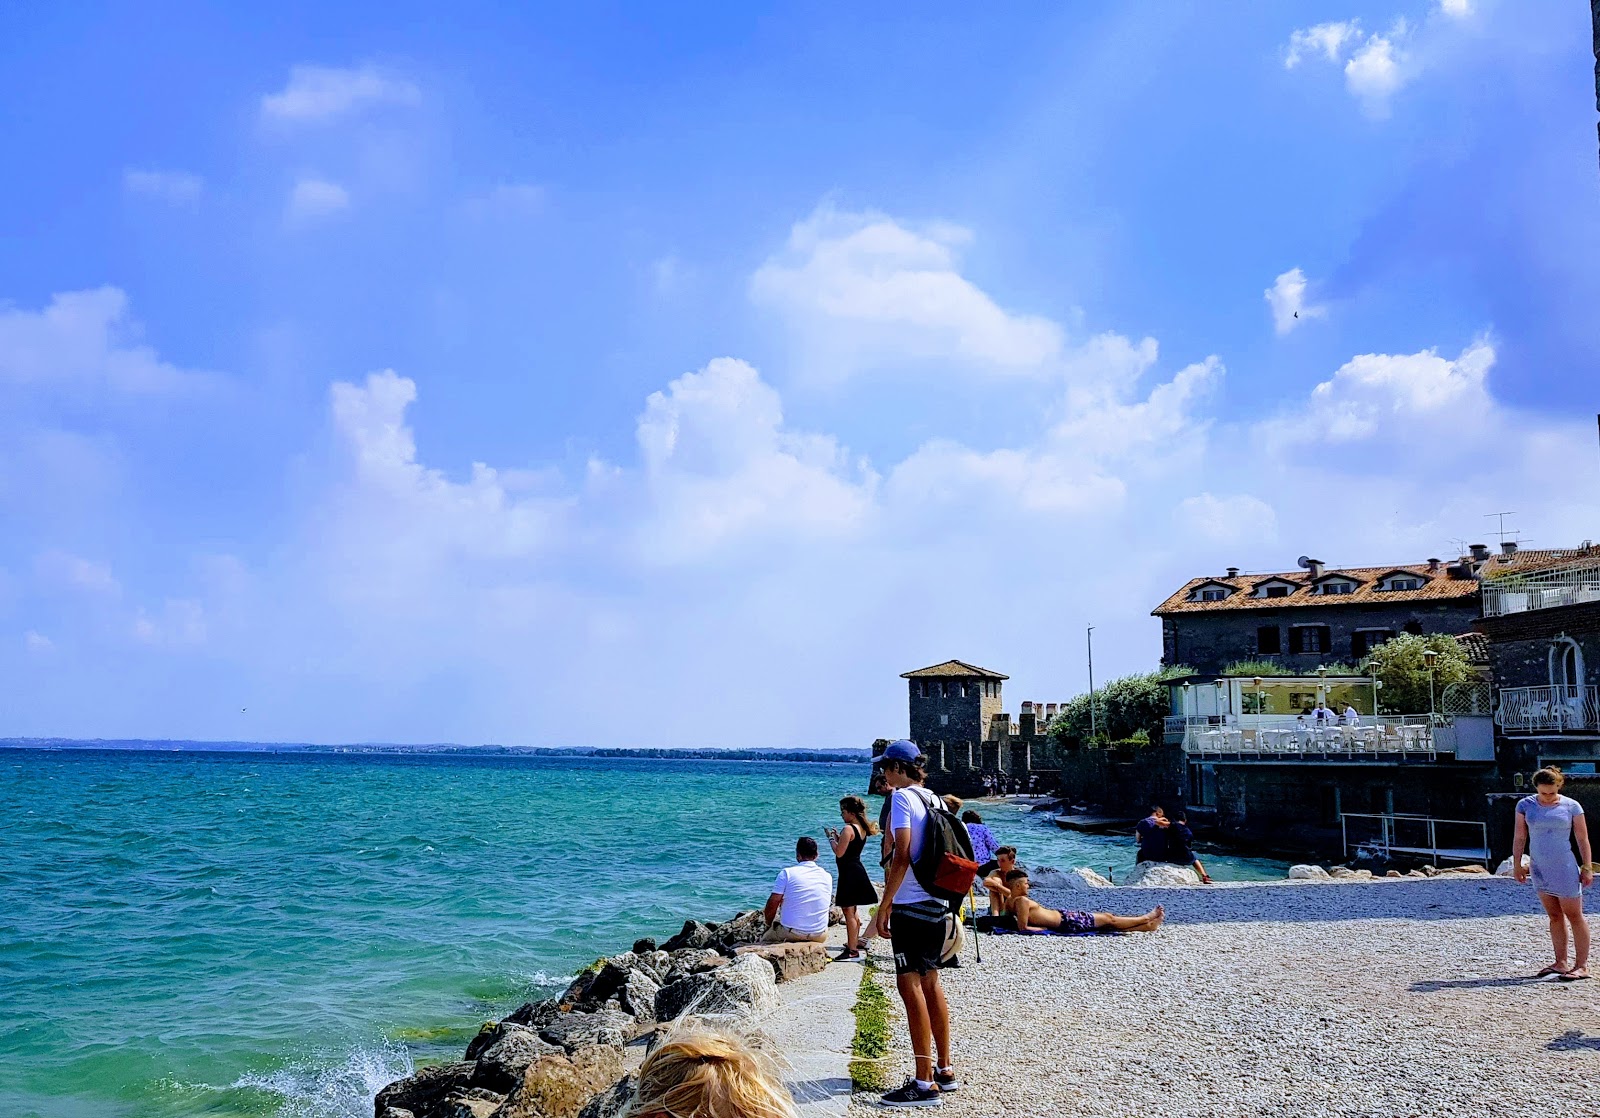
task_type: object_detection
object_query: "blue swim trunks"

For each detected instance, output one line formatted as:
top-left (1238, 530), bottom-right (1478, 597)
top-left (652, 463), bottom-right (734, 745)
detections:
top-left (1058, 911), bottom-right (1098, 935)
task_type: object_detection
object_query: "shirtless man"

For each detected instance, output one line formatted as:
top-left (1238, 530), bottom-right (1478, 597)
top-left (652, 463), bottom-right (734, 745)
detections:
top-left (1006, 870), bottom-right (1165, 934)
top-left (979, 846), bottom-right (1020, 931)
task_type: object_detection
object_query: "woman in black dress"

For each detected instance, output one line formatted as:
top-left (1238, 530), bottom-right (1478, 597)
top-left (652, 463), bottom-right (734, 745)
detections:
top-left (828, 795), bottom-right (880, 959)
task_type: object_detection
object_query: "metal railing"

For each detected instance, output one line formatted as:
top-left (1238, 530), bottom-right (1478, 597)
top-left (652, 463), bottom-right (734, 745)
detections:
top-left (1495, 684), bottom-right (1600, 733)
top-left (1483, 566), bottom-right (1600, 617)
top-left (1341, 812), bottom-right (1489, 864)
top-left (1180, 716), bottom-right (1442, 759)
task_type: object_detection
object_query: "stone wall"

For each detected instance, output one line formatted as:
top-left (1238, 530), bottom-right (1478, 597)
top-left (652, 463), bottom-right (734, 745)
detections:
top-left (1162, 600), bottom-right (1481, 674)
top-left (908, 678), bottom-right (1000, 747)
top-left (1477, 601), bottom-right (1600, 689)
top-left (1051, 744), bottom-right (1189, 818)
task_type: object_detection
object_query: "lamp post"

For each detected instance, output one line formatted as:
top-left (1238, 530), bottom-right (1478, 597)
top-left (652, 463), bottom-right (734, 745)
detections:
top-left (1423, 648), bottom-right (1438, 723)
top-left (1253, 675), bottom-right (1265, 738)
top-left (1086, 624), bottom-right (1098, 743)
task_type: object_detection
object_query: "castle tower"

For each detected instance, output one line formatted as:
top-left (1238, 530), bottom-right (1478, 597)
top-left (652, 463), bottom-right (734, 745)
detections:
top-left (900, 660), bottom-right (1008, 754)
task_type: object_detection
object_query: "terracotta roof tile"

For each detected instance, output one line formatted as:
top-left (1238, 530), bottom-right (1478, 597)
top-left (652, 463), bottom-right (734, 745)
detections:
top-left (900, 659), bottom-right (1009, 680)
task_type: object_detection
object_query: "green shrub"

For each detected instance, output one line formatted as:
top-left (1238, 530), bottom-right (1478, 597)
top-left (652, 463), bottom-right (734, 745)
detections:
top-left (1360, 634), bottom-right (1473, 714)
top-left (849, 960), bottom-right (894, 1091)
top-left (1046, 667), bottom-right (1190, 748)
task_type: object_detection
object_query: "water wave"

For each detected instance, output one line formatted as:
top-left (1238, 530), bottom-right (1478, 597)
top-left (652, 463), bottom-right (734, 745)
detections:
top-left (233, 1041), bottom-right (413, 1118)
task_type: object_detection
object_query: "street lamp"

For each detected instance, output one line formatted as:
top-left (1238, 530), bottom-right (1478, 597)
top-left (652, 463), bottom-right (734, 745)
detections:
top-left (1253, 675), bottom-right (1265, 736)
top-left (1423, 648), bottom-right (1438, 723)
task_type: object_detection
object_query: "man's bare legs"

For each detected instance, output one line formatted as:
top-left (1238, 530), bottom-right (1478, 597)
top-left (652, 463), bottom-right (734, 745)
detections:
top-left (921, 971), bottom-right (951, 1074)
top-left (1093, 905), bottom-right (1165, 933)
top-left (895, 972), bottom-right (936, 1084)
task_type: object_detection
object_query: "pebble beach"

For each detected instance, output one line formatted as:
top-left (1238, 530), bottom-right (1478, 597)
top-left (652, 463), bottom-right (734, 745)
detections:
top-left (853, 877), bottom-right (1600, 1118)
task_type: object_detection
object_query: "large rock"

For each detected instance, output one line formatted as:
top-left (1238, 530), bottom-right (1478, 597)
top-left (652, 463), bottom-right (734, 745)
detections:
top-left (654, 953), bottom-right (778, 1022)
top-left (1328, 867), bottom-right (1374, 880)
top-left (631, 937), bottom-right (657, 954)
top-left (1030, 866), bottom-right (1112, 890)
top-left (1442, 864), bottom-right (1489, 875)
top-left (503, 998), bottom-right (560, 1030)
top-left (615, 968), bottom-right (660, 1020)
top-left (663, 948), bottom-right (727, 984)
top-left (712, 910), bottom-right (767, 948)
top-left (1288, 864), bottom-right (1332, 881)
top-left (575, 1074), bottom-right (635, 1118)
top-left (379, 1109), bottom-right (416, 1118)
top-left (538, 1007), bottom-right (635, 1053)
top-left (1120, 862), bottom-right (1202, 887)
top-left (632, 950), bottom-right (673, 984)
top-left (436, 1088), bottom-right (507, 1118)
top-left (471, 1023), bottom-right (562, 1094)
top-left (1496, 854), bottom-right (1530, 876)
top-left (493, 1045), bottom-right (624, 1118)
top-left (374, 1063), bottom-right (474, 1118)
top-left (661, 919), bottom-right (716, 952)
top-left (733, 941), bottom-right (829, 983)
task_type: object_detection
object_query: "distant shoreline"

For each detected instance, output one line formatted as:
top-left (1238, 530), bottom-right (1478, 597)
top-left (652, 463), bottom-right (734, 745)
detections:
top-left (0, 738), bottom-right (871, 763)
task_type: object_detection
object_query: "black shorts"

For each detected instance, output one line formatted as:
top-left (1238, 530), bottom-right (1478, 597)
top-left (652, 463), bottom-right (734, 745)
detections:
top-left (890, 908), bottom-right (949, 976)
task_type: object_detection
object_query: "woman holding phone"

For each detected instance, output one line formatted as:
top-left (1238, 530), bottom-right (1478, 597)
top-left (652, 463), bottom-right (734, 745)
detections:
top-left (828, 795), bottom-right (880, 959)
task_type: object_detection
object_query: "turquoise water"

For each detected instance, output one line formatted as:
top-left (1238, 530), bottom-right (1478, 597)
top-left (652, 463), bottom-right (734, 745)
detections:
top-left (0, 750), bottom-right (1285, 1118)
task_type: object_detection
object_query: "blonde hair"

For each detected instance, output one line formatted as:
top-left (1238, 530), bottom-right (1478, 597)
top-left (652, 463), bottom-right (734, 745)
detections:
top-left (624, 1031), bottom-right (798, 1118)
top-left (943, 794), bottom-right (963, 813)
top-left (1534, 766), bottom-right (1565, 790)
top-left (839, 795), bottom-right (879, 837)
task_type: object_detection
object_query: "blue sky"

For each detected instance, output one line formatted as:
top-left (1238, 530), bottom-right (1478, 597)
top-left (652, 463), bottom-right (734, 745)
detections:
top-left (3, 0), bottom-right (1597, 747)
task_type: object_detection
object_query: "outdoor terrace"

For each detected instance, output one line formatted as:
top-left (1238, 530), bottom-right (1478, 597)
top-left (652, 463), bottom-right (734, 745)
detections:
top-left (1170, 714), bottom-right (1445, 760)
top-left (1481, 562), bottom-right (1600, 617)
top-left (1495, 684), bottom-right (1600, 734)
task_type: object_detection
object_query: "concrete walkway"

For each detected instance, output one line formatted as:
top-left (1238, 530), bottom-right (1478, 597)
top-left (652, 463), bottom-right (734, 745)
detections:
top-left (760, 929), bottom-right (861, 1118)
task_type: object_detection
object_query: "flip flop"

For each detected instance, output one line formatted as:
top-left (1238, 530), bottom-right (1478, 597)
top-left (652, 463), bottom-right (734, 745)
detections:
top-left (1558, 968), bottom-right (1591, 982)
top-left (1535, 965), bottom-right (1569, 978)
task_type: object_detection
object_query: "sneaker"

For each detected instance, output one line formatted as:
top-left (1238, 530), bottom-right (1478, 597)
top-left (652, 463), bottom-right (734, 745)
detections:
top-left (934, 1069), bottom-right (960, 1092)
top-left (879, 1079), bottom-right (942, 1108)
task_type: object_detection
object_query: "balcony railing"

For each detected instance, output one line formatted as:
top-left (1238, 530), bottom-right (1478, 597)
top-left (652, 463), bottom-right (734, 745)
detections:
top-left (1495, 685), bottom-right (1600, 733)
top-left (1482, 566), bottom-right (1600, 617)
top-left (1179, 715), bottom-right (1441, 759)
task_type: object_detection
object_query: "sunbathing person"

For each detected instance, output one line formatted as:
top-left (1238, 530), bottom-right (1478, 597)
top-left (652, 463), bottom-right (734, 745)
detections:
top-left (978, 846), bottom-right (1021, 931)
top-left (1006, 870), bottom-right (1164, 934)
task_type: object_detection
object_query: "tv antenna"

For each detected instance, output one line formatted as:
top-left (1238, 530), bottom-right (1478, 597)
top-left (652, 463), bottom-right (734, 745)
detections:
top-left (1484, 511), bottom-right (1517, 546)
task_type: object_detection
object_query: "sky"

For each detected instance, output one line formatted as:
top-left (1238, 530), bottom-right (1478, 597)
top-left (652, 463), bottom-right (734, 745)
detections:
top-left (2, 0), bottom-right (1598, 748)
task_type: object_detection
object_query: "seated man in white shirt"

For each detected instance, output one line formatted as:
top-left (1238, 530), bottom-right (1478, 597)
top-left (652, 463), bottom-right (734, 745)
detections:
top-left (1341, 704), bottom-right (1360, 726)
top-left (763, 836), bottom-right (834, 944)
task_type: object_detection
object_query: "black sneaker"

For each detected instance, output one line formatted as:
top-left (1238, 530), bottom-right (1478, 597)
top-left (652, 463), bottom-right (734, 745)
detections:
top-left (879, 1079), bottom-right (942, 1108)
top-left (934, 1069), bottom-right (960, 1092)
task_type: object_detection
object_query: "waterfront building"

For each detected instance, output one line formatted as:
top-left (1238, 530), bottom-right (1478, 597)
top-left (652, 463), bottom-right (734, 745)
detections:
top-left (891, 659), bottom-right (1065, 791)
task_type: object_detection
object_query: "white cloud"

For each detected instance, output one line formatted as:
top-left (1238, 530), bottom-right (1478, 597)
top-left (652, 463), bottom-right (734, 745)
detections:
top-left (25, 630), bottom-right (54, 655)
top-left (1437, 0), bottom-right (1471, 16)
top-left (1265, 268), bottom-right (1327, 334)
top-left (261, 64), bottom-right (420, 123)
top-left (287, 178), bottom-right (350, 221)
top-left (34, 550), bottom-right (120, 595)
top-left (123, 169), bottom-right (203, 204)
top-left (635, 357), bottom-right (876, 559)
top-left (1175, 493), bottom-right (1280, 545)
top-left (1344, 32), bottom-right (1410, 116)
top-left (132, 599), bottom-right (207, 647)
top-left (0, 288), bottom-right (204, 393)
top-left (750, 205), bottom-right (1064, 380)
top-left (1285, 21), bottom-right (1363, 68)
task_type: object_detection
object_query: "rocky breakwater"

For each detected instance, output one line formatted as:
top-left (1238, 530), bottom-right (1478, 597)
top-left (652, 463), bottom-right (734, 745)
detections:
top-left (373, 911), bottom-right (832, 1118)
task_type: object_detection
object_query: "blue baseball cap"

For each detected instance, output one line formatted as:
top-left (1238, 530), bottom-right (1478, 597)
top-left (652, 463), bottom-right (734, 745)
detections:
top-left (881, 739), bottom-right (920, 762)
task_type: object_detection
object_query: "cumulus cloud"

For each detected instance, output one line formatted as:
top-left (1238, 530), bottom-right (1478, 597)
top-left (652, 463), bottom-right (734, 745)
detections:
top-left (1437, 0), bottom-right (1471, 16)
top-left (287, 178), bottom-right (350, 221)
top-left (24, 630), bottom-right (54, 655)
top-left (1344, 31), bottom-right (1410, 116)
top-left (261, 64), bottom-right (420, 123)
top-left (34, 551), bottom-right (120, 595)
top-left (1175, 493), bottom-right (1280, 545)
top-left (1285, 21), bottom-right (1363, 68)
top-left (123, 169), bottom-right (203, 204)
top-left (0, 288), bottom-right (204, 393)
top-left (750, 205), bottom-right (1064, 380)
top-left (1265, 268), bottom-right (1327, 334)
top-left (132, 599), bottom-right (207, 647)
top-left (635, 357), bottom-right (876, 559)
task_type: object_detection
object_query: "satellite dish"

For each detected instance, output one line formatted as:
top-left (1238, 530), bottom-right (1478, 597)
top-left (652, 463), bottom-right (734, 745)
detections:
top-left (1296, 555), bottom-right (1312, 569)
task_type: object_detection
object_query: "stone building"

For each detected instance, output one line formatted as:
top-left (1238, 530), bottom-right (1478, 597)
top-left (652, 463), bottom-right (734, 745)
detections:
top-left (891, 660), bottom-right (1066, 792)
top-left (1152, 545), bottom-right (1574, 676)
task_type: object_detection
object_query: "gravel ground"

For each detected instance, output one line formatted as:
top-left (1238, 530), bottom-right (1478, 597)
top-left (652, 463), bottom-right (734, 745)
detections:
top-left (849, 878), bottom-right (1600, 1117)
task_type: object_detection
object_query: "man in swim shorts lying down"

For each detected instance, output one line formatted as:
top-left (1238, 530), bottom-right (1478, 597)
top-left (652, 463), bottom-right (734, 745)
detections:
top-left (1006, 870), bottom-right (1165, 934)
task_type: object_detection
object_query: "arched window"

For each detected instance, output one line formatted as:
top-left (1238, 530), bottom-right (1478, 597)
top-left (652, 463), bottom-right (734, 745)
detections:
top-left (1549, 637), bottom-right (1584, 693)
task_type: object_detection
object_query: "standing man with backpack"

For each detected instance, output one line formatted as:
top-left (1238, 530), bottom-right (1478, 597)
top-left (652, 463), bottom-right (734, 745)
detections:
top-left (872, 740), bottom-right (976, 1108)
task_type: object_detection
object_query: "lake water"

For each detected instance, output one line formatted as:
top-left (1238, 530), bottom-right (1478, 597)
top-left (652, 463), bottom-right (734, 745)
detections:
top-left (0, 749), bottom-right (1286, 1118)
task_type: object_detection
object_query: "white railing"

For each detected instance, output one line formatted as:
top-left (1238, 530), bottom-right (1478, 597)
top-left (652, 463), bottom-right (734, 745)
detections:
top-left (1181, 717), bottom-right (1441, 758)
top-left (1482, 566), bottom-right (1600, 617)
top-left (1495, 685), bottom-right (1600, 733)
top-left (1340, 813), bottom-right (1489, 864)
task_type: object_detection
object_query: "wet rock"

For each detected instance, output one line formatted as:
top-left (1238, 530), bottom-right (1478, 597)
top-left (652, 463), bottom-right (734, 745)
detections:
top-left (632, 937), bottom-right (657, 954)
top-left (1288, 865), bottom-right (1331, 881)
top-left (538, 1007), bottom-right (634, 1053)
top-left (661, 919), bottom-right (716, 952)
top-left (465, 1022), bottom-right (500, 1062)
top-left (733, 941), bottom-right (829, 983)
top-left (493, 1045), bottom-right (624, 1118)
top-left (471, 1024), bottom-right (562, 1093)
top-left (654, 953), bottom-right (778, 1022)
top-left (503, 998), bottom-right (560, 1030)
top-left (378, 1108), bottom-right (416, 1118)
top-left (576, 1073), bottom-right (635, 1118)
top-left (374, 1062), bottom-right (474, 1118)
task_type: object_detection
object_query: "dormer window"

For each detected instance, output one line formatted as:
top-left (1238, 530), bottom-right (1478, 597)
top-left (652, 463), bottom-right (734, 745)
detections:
top-left (1383, 577), bottom-right (1422, 591)
top-left (1319, 580), bottom-right (1356, 595)
top-left (1252, 578), bottom-right (1297, 598)
top-left (1188, 582), bottom-right (1233, 602)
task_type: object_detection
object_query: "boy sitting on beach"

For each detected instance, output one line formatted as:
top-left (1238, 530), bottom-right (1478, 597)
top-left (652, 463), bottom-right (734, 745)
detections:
top-left (978, 846), bottom-right (1020, 932)
top-left (1007, 870), bottom-right (1165, 935)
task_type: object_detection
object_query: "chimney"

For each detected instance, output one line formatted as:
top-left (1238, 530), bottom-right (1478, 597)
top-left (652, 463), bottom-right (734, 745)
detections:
top-left (1427, 557), bottom-right (1441, 573)
top-left (1305, 558), bottom-right (1325, 579)
top-left (1469, 543), bottom-right (1490, 562)
top-left (1226, 566), bottom-right (1240, 578)
top-left (1446, 562), bottom-right (1473, 580)
top-left (1500, 540), bottom-right (1518, 557)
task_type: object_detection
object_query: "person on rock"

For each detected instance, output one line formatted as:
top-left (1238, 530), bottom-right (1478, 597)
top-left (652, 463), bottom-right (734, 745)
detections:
top-left (1134, 804), bottom-right (1169, 863)
top-left (828, 795), bottom-right (880, 960)
top-left (1512, 766), bottom-right (1593, 979)
top-left (762, 836), bottom-right (833, 944)
top-left (1157, 810), bottom-right (1213, 884)
top-left (1006, 870), bottom-right (1165, 934)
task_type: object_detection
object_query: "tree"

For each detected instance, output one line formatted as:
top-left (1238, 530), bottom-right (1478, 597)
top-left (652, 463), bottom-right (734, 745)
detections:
top-left (1360, 633), bottom-right (1473, 715)
top-left (1047, 667), bottom-right (1189, 747)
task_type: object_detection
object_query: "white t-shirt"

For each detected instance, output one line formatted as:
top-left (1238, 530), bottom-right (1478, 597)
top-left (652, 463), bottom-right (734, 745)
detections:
top-left (771, 861), bottom-right (833, 935)
top-left (888, 786), bottom-right (936, 906)
top-left (1342, 706), bottom-right (1359, 725)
